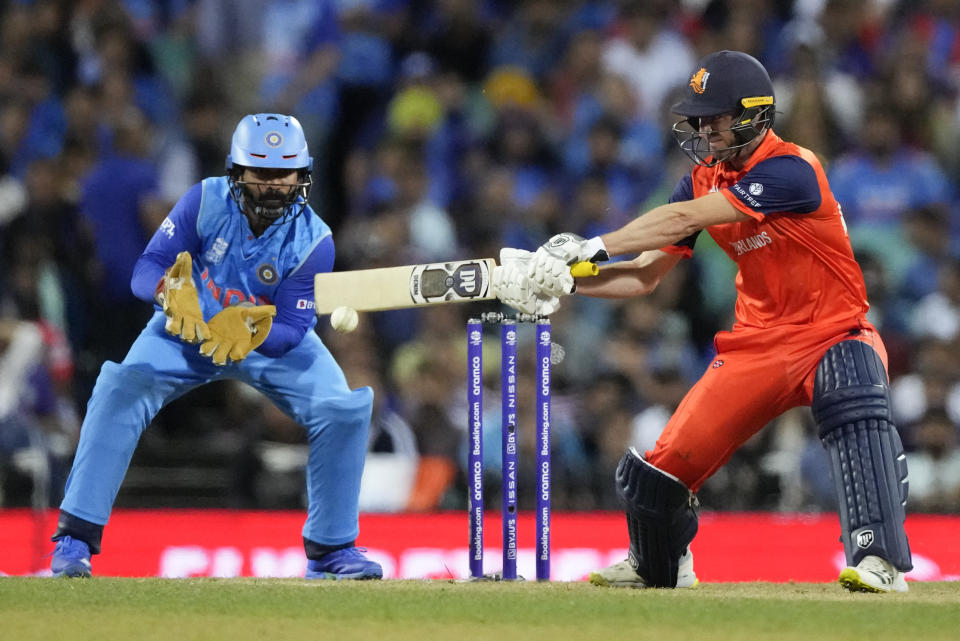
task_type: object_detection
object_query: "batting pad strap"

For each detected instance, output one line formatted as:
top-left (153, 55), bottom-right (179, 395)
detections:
top-left (615, 448), bottom-right (699, 587)
top-left (812, 340), bottom-right (912, 572)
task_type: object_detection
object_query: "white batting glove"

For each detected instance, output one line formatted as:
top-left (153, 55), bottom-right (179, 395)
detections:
top-left (493, 248), bottom-right (562, 316)
top-left (527, 233), bottom-right (608, 297)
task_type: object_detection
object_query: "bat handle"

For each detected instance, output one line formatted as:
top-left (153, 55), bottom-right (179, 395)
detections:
top-left (569, 261), bottom-right (599, 278)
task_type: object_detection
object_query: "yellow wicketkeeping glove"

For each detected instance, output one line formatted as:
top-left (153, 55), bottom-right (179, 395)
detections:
top-left (199, 304), bottom-right (276, 366)
top-left (158, 251), bottom-right (210, 344)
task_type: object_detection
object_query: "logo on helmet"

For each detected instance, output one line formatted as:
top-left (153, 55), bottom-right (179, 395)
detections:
top-left (264, 131), bottom-right (283, 148)
top-left (689, 68), bottom-right (710, 94)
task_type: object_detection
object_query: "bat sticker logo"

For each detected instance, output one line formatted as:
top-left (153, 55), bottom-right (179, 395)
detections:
top-left (410, 261), bottom-right (492, 303)
top-left (454, 264), bottom-right (480, 295)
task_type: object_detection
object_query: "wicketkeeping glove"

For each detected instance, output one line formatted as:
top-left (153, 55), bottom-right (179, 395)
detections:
top-left (199, 304), bottom-right (276, 366)
top-left (158, 251), bottom-right (210, 344)
top-left (527, 233), bottom-right (608, 298)
top-left (493, 248), bottom-right (562, 316)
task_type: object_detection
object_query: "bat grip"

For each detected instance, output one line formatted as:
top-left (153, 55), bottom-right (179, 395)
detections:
top-left (569, 261), bottom-right (599, 278)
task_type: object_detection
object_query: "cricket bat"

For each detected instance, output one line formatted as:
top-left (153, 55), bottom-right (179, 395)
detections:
top-left (313, 259), bottom-right (598, 315)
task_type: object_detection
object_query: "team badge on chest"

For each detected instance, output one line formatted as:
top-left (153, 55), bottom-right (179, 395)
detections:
top-left (257, 263), bottom-right (279, 284)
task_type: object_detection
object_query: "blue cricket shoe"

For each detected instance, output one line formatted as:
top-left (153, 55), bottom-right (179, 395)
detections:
top-left (305, 547), bottom-right (383, 580)
top-left (51, 536), bottom-right (93, 578)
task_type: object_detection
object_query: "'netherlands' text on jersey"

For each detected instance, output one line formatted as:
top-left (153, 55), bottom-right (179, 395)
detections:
top-left (663, 131), bottom-right (869, 330)
top-left (130, 177), bottom-right (334, 357)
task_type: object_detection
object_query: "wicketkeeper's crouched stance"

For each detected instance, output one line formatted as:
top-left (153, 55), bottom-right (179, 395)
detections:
top-left (50, 114), bottom-right (382, 581)
top-left (499, 51), bottom-right (911, 592)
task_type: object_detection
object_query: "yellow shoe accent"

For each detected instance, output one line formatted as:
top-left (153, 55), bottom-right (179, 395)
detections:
top-left (838, 567), bottom-right (885, 593)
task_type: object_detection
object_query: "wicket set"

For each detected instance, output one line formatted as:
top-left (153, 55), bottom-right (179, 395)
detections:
top-left (467, 312), bottom-right (551, 581)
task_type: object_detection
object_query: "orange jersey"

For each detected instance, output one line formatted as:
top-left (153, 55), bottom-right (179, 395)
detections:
top-left (664, 131), bottom-right (869, 330)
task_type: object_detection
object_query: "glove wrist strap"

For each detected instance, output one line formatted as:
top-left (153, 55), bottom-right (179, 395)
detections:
top-left (584, 236), bottom-right (609, 262)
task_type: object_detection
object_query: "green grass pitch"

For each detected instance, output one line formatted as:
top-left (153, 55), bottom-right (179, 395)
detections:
top-left (2, 578), bottom-right (959, 640)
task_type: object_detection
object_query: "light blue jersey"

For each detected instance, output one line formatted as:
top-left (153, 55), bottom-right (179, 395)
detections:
top-left (133, 177), bottom-right (334, 356)
top-left (60, 176), bottom-right (372, 549)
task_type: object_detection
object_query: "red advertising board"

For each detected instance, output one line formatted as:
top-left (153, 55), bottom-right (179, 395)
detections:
top-left (1, 509), bottom-right (957, 582)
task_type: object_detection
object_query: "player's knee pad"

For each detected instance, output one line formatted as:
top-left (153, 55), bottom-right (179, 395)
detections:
top-left (614, 447), bottom-right (699, 587)
top-left (812, 339), bottom-right (911, 571)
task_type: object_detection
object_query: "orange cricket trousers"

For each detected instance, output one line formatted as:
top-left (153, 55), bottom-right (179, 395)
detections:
top-left (646, 318), bottom-right (887, 492)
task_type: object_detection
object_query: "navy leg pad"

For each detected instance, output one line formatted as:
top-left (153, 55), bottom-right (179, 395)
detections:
top-left (812, 340), bottom-right (911, 571)
top-left (615, 448), bottom-right (698, 588)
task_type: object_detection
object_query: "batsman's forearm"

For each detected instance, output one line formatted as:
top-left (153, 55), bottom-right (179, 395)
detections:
top-left (600, 203), bottom-right (701, 257)
top-left (575, 251), bottom-right (682, 299)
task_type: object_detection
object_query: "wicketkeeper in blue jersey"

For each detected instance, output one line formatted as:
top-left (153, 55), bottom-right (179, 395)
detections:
top-left (50, 114), bottom-right (382, 580)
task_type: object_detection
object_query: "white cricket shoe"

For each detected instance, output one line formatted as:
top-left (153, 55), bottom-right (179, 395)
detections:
top-left (589, 548), bottom-right (698, 588)
top-left (838, 555), bottom-right (908, 593)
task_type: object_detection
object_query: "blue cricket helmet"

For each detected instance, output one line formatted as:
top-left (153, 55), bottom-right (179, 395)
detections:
top-left (226, 113), bottom-right (314, 171)
top-left (226, 113), bottom-right (314, 225)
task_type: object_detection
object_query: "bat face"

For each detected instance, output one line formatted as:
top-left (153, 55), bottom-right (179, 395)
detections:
top-left (314, 258), bottom-right (497, 314)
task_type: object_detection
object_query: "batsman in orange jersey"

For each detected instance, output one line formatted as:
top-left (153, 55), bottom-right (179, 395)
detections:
top-left (499, 50), bottom-right (912, 593)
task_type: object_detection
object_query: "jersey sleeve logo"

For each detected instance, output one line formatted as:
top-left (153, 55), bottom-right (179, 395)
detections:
top-left (749, 182), bottom-right (764, 196)
top-left (159, 217), bottom-right (175, 238)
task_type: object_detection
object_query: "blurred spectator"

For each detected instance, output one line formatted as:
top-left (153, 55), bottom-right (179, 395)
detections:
top-left (423, 0), bottom-right (493, 83)
top-left (389, 306), bottom-right (469, 510)
top-left (78, 7), bottom-right (178, 128)
top-left (828, 101), bottom-right (953, 281)
top-left (909, 258), bottom-right (960, 342)
top-left (904, 409), bottom-right (960, 513)
top-left (488, 0), bottom-right (567, 79)
top-left (899, 205), bottom-right (958, 304)
top-left (564, 114), bottom-right (659, 227)
top-left (0, 291), bottom-right (79, 507)
top-left (630, 366), bottom-right (690, 454)
top-left (773, 43), bottom-right (848, 160)
top-left (156, 85), bottom-right (232, 203)
top-left (601, 1), bottom-right (694, 120)
top-left (77, 108), bottom-right (162, 361)
top-left (891, 338), bottom-right (960, 432)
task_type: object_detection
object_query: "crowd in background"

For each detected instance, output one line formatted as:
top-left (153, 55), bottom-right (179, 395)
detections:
top-left (2, 0), bottom-right (960, 516)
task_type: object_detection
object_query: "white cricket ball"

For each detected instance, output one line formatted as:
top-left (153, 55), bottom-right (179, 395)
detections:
top-left (330, 306), bottom-right (359, 333)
